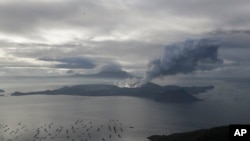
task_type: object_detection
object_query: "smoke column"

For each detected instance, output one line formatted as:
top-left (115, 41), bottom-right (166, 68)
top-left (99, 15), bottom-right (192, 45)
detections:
top-left (117, 39), bottom-right (223, 88)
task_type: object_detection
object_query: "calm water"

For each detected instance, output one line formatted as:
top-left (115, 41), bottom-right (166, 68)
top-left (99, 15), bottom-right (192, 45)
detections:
top-left (0, 76), bottom-right (250, 141)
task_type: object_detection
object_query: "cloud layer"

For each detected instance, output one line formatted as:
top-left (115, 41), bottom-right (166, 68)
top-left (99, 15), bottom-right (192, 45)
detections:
top-left (0, 0), bottom-right (249, 78)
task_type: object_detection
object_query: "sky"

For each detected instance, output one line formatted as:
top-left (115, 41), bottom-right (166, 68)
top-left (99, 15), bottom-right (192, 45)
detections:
top-left (0, 0), bottom-right (250, 79)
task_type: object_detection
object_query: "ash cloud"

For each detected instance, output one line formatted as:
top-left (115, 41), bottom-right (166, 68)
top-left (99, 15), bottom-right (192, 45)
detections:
top-left (145, 39), bottom-right (222, 80)
top-left (118, 39), bottom-right (223, 88)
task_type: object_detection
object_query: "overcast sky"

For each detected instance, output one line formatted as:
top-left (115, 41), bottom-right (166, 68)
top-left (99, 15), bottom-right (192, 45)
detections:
top-left (0, 0), bottom-right (249, 78)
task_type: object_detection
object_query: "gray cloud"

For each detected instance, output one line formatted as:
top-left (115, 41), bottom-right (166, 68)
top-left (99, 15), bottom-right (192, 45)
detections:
top-left (117, 39), bottom-right (223, 88)
top-left (0, 0), bottom-right (140, 40)
top-left (204, 29), bottom-right (250, 66)
top-left (97, 63), bottom-right (123, 72)
top-left (0, 0), bottom-right (249, 78)
top-left (0, 0), bottom-right (219, 42)
top-left (40, 57), bottom-right (96, 69)
top-left (134, 0), bottom-right (250, 27)
top-left (0, 0), bottom-right (250, 39)
top-left (209, 29), bottom-right (250, 36)
top-left (0, 1), bottom-right (84, 34)
top-left (144, 39), bottom-right (223, 81)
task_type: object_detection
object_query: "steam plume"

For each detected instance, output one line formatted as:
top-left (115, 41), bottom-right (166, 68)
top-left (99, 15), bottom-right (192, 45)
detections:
top-left (118, 39), bottom-right (223, 88)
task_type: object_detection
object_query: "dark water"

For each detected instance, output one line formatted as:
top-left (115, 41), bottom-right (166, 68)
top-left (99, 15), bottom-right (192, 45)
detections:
top-left (0, 77), bottom-right (250, 141)
top-left (0, 96), bottom-right (250, 140)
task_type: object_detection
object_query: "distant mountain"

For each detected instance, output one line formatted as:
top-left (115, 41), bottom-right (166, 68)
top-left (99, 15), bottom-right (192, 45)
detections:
top-left (147, 126), bottom-right (229, 141)
top-left (11, 83), bottom-right (214, 103)
top-left (73, 70), bottom-right (134, 78)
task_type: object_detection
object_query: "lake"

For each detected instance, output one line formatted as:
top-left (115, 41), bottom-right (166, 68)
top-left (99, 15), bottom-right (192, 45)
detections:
top-left (0, 76), bottom-right (250, 141)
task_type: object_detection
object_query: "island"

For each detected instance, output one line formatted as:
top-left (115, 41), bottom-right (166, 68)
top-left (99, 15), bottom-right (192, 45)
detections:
top-left (11, 83), bottom-right (214, 103)
top-left (147, 126), bottom-right (229, 141)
